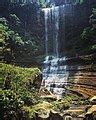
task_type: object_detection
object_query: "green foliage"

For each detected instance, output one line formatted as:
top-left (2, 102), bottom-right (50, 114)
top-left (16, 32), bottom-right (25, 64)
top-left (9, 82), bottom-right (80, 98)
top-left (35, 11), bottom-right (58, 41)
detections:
top-left (9, 14), bottom-right (21, 34)
top-left (0, 18), bottom-right (24, 63)
top-left (38, 0), bottom-right (45, 5)
top-left (81, 27), bottom-right (91, 40)
top-left (0, 63), bottom-right (41, 104)
top-left (0, 63), bottom-right (41, 119)
top-left (0, 18), bottom-right (8, 45)
top-left (23, 100), bottom-right (70, 119)
top-left (0, 18), bottom-right (8, 26)
top-left (81, 7), bottom-right (96, 51)
top-left (73, 0), bottom-right (84, 4)
top-left (39, 0), bottom-right (85, 8)
top-left (92, 44), bottom-right (96, 50)
top-left (0, 89), bottom-right (24, 109)
top-left (0, 89), bottom-right (24, 120)
top-left (0, 63), bottom-right (40, 88)
top-left (90, 8), bottom-right (96, 28)
top-left (0, 17), bottom-right (41, 64)
top-left (22, 106), bottom-right (36, 119)
top-left (0, 0), bottom-right (85, 5)
top-left (52, 100), bottom-right (70, 111)
top-left (14, 33), bottom-right (24, 45)
top-left (78, 99), bottom-right (90, 105)
top-left (10, 14), bottom-right (21, 27)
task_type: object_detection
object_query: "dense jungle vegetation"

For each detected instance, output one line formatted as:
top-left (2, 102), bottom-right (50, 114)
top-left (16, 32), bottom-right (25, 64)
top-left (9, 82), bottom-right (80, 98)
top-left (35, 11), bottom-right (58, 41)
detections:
top-left (0, 0), bottom-right (96, 65)
top-left (0, 0), bottom-right (96, 120)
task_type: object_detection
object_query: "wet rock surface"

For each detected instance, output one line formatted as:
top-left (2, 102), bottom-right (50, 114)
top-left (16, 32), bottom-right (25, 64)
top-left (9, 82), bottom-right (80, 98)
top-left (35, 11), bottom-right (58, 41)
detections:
top-left (39, 54), bottom-right (96, 120)
top-left (42, 54), bottom-right (96, 98)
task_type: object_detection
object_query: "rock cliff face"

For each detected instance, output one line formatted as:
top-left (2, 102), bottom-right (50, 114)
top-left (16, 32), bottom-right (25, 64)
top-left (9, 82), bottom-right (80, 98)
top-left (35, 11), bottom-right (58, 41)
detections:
top-left (67, 54), bottom-right (96, 98)
top-left (36, 54), bottom-right (96, 120)
top-left (42, 54), bottom-right (96, 98)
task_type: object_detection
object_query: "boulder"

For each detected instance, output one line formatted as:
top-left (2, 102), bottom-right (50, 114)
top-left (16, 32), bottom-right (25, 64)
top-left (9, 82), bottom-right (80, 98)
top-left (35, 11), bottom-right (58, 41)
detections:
top-left (90, 96), bottom-right (96, 104)
top-left (39, 87), bottom-right (58, 100)
top-left (50, 111), bottom-right (64, 120)
top-left (63, 115), bottom-right (72, 120)
top-left (33, 73), bottom-right (42, 89)
top-left (86, 105), bottom-right (96, 115)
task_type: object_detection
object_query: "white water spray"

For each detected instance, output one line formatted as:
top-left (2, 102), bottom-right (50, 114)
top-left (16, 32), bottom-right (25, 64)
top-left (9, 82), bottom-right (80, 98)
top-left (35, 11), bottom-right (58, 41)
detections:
top-left (42, 4), bottom-right (72, 97)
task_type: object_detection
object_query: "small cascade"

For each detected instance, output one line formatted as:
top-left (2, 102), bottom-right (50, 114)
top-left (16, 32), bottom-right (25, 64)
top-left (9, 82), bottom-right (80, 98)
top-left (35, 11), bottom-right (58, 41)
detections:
top-left (43, 56), bottom-right (69, 97)
top-left (42, 4), bottom-right (72, 97)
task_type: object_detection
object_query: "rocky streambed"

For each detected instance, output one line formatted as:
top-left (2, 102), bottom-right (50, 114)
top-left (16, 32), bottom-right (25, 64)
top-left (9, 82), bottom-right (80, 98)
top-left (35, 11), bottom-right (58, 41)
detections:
top-left (1, 54), bottom-right (96, 120)
top-left (36, 54), bottom-right (96, 120)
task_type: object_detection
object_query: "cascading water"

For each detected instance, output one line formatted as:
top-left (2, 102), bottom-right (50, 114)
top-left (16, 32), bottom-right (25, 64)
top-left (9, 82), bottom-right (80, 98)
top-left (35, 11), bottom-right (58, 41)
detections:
top-left (43, 6), bottom-right (59, 57)
top-left (42, 4), bottom-right (72, 98)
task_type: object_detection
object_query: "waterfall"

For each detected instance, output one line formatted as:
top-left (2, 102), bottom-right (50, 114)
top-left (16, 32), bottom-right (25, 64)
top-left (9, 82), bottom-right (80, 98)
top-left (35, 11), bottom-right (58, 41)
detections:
top-left (43, 6), bottom-right (60, 57)
top-left (44, 8), bottom-right (49, 56)
top-left (54, 6), bottom-right (59, 57)
top-left (42, 4), bottom-right (72, 98)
